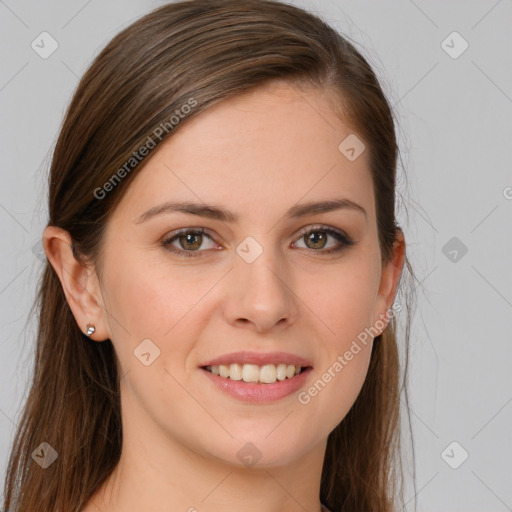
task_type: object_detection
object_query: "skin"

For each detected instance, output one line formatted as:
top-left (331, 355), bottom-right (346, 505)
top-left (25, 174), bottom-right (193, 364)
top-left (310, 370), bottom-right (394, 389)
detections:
top-left (44, 81), bottom-right (405, 512)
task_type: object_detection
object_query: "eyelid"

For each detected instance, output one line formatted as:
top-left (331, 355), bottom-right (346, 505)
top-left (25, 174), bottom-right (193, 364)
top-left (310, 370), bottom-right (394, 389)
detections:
top-left (294, 224), bottom-right (350, 241)
top-left (163, 226), bottom-right (214, 240)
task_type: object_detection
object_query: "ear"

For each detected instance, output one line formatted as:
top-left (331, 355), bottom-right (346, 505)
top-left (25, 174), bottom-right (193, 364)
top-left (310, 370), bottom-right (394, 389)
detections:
top-left (372, 228), bottom-right (406, 334)
top-left (42, 226), bottom-right (109, 342)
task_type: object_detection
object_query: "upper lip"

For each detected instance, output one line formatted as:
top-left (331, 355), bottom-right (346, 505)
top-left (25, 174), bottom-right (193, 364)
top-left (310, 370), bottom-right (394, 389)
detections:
top-left (200, 351), bottom-right (313, 368)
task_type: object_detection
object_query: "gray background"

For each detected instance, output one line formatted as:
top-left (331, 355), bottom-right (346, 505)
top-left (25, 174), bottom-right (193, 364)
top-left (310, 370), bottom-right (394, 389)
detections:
top-left (1, 1), bottom-right (511, 510)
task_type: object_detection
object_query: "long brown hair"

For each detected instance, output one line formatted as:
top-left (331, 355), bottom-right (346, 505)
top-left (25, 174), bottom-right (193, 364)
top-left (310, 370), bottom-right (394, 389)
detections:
top-left (2, 1), bottom-right (418, 510)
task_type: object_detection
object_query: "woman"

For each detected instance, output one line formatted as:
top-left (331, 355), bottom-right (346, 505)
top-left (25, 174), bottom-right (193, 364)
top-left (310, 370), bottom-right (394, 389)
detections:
top-left (2, 1), bottom-right (418, 511)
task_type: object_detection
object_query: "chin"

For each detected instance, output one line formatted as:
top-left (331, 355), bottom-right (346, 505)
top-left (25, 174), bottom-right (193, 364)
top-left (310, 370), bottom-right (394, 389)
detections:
top-left (206, 433), bottom-right (311, 470)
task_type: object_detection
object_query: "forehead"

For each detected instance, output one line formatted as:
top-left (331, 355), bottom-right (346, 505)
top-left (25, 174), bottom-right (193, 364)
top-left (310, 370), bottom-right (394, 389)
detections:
top-left (111, 82), bottom-right (375, 226)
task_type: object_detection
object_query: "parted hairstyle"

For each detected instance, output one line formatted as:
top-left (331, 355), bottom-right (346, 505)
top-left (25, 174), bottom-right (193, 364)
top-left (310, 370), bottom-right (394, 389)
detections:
top-left (2, 1), bottom-right (419, 511)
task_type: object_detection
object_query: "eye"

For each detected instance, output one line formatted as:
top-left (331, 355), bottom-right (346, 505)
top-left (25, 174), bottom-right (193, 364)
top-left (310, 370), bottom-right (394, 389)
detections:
top-left (292, 225), bottom-right (355, 254)
top-left (161, 225), bottom-right (355, 258)
top-left (162, 228), bottom-right (219, 257)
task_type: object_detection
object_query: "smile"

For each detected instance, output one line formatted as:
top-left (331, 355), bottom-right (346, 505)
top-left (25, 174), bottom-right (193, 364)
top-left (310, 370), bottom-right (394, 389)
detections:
top-left (203, 363), bottom-right (305, 384)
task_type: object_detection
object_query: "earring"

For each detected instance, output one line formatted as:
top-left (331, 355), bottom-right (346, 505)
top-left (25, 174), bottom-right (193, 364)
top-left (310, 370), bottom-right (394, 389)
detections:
top-left (85, 323), bottom-right (96, 337)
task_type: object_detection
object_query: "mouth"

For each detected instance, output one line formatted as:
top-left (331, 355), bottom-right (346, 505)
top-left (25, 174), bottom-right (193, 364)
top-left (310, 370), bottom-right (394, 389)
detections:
top-left (200, 363), bottom-right (311, 385)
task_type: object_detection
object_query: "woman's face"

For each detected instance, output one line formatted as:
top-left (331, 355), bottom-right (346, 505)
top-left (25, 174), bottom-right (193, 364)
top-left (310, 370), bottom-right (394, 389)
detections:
top-left (90, 82), bottom-right (403, 468)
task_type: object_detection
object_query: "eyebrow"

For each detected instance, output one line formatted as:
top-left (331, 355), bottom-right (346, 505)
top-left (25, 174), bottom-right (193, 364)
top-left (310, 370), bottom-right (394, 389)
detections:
top-left (135, 198), bottom-right (367, 224)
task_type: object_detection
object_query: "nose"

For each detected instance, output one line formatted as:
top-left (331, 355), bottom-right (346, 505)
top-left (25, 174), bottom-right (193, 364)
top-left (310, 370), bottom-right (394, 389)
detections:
top-left (222, 242), bottom-right (299, 334)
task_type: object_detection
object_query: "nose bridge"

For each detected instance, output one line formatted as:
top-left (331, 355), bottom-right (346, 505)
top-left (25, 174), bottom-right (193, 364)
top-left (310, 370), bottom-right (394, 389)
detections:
top-left (225, 234), bottom-right (298, 330)
top-left (236, 235), bottom-right (288, 302)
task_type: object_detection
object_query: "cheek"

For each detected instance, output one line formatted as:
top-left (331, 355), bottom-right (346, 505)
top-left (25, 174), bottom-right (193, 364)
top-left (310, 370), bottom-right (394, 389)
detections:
top-left (309, 262), bottom-right (379, 346)
top-left (102, 252), bottom-right (219, 340)
top-left (100, 254), bottom-right (225, 398)
top-left (100, 256), bottom-right (209, 407)
top-left (300, 263), bottom-right (377, 413)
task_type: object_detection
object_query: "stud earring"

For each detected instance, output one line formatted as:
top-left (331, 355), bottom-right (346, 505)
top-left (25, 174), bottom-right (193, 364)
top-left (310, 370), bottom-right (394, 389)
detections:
top-left (85, 323), bottom-right (96, 337)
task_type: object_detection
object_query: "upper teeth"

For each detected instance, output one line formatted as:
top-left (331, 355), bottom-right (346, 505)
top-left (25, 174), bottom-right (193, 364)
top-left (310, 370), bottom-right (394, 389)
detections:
top-left (207, 363), bottom-right (302, 384)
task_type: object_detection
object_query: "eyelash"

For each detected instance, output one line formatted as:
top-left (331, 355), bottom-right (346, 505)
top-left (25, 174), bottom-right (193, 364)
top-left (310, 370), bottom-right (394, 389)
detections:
top-left (161, 225), bottom-right (355, 258)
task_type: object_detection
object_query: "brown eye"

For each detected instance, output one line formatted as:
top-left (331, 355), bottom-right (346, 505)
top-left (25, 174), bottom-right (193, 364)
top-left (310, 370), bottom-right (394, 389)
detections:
top-left (162, 228), bottom-right (218, 257)
top-left (293, 226), bottom-right (355, 255)
top-left (303, 231), bottom-right (328, 250)
top-left (178, 232), bottom-right (203, 251)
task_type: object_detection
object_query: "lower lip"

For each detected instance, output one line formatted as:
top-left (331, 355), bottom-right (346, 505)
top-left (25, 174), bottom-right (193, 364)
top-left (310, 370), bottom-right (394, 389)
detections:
top-left (200, 367), bottom-right (312, 403)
